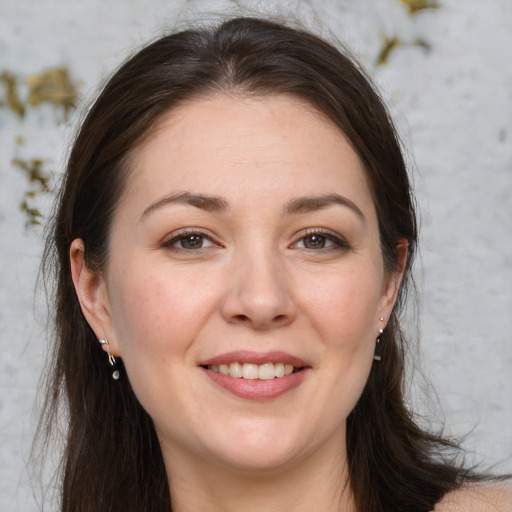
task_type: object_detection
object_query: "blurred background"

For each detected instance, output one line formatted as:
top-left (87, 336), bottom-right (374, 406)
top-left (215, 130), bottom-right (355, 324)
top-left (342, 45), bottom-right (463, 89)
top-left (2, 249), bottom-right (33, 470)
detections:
top-left (1, 0), bottom-right (511, 510)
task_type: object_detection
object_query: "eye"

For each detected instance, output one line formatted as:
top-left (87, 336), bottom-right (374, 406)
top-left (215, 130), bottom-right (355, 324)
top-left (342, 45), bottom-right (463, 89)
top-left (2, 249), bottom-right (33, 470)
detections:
top-left (301, 234), bottom-right (328, 249)
top-left (292, 229), bottom-right (350, 252)
top-left (178, 234), bottom-right (209, 250)
top-left (162, 230), bottom-right (217, 251)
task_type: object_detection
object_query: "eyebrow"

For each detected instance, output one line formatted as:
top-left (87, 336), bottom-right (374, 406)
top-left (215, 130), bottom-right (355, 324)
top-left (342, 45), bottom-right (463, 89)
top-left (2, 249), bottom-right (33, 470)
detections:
top-left (140, 191), bottom-right (229, 220)
top-left (283, 194), bottom-right (365, 221)
top-left (140, 191), bottom-right (365, 222)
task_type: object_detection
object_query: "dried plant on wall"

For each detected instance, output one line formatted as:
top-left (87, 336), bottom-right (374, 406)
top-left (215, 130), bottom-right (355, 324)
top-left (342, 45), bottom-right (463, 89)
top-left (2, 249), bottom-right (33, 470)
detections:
top-left (26, 67), bottom-right (78, 121)
top-left (0, 65), bottom-right (79, 227)
top-left (398, 0), bottom-right (439, 16)
top-left (375, 0), bottom-right (438, 65)
top-left (0, 71), bottom-right (25, 117)
top-left (11, 156), bottom-right (52, 226)
top-left (376, 34), bottom-right (430, 65)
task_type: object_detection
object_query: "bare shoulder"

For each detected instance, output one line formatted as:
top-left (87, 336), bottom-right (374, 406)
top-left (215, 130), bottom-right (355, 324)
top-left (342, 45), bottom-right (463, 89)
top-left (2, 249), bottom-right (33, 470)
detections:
top-left (435, 482), bottom-right (512, 512)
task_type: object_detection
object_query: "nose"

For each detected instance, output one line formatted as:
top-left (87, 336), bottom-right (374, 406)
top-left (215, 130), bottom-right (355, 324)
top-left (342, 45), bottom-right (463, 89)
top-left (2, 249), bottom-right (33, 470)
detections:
top-left (220, 247), bottom-right (296, 330)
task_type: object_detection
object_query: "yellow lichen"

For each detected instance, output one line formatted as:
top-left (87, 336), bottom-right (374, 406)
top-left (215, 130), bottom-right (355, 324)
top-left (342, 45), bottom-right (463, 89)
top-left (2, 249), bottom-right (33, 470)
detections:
top-left (12, 157), bottom-right (52, 227)
top-left (26, 66), bottom-right (79, 120)
top-left (0, 71), bottom-right (25, 117)
top-left (12, 157), bottom-right (50, 192)
top-left (398, 0), bottom-right (439, 16)
top-left (20, 199), bottom-right (43, 226)
top-left (377, 35), bottom-right (403, 66)
top-left (376, 34), bottom-right (431, 66)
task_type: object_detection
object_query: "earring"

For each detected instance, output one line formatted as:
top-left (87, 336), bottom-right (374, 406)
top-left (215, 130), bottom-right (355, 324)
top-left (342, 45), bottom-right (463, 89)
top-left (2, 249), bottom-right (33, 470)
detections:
top-left (373, 328), bottom-right (384, 362)
top-left (99, 338), bottom-right (120, 380)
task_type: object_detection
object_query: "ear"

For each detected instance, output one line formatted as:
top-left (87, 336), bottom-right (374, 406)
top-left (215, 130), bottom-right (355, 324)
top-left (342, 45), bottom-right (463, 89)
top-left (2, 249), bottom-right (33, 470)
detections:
top-left (70, 239), bottom-right (121, 357)
top-left (379, 238), bottom-right (408, 321)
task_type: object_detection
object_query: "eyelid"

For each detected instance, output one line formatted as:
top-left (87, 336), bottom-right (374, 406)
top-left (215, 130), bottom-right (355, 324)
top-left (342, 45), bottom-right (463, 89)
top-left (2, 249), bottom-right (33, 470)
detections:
top-left (290, 228), bottom-right (351, 251)
top-left (161, 228), bottom-right (221, 250)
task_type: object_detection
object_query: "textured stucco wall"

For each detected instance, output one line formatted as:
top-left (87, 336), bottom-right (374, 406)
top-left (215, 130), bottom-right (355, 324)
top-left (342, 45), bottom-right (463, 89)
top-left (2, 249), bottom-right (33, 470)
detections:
top-left (1, 1), bottom-right (511, 510)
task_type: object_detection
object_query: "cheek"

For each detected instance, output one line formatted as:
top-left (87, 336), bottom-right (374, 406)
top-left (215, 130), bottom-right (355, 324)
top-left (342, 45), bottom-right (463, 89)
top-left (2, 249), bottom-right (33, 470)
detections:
top-left (311, 273), bottom-right (380, 406)
top-left (289, 269), bottom-right (380, 444)
top-left (298, 264), bottom-right (381, 406)
top-left (106, 265), bottom-right (220, 428)
top-left (108, 264), bottom-right (218, 359)
top-left (299, 266), bottom-right (383, 346)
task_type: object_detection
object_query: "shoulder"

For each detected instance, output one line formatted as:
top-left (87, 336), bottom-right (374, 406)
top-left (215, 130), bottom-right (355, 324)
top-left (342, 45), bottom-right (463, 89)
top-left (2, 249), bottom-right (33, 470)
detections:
top-left (435, 481), bottom-right (512, 512)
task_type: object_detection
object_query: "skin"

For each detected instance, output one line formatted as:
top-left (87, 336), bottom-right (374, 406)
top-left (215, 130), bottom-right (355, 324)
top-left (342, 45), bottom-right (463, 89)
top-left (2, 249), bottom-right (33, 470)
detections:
top-left (436, 483), bottom-right (512, 512)
top-left (71, 93), bottom-right (415, 511)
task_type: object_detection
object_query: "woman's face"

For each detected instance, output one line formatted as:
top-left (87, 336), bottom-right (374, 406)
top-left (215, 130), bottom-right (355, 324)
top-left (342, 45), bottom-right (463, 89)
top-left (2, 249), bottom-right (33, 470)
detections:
top-left (79, 94), bottom-right (402, 474)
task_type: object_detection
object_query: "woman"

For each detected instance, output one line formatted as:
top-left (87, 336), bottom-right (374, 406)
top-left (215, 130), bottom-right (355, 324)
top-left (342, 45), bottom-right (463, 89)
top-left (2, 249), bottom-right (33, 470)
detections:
top-left (40, 16), bottom-right (511, 512)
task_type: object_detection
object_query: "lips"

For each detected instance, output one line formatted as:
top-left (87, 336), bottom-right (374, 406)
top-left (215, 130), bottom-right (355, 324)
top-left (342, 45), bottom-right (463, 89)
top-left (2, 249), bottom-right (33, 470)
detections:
top-left (200, 350), bottom-right (308, 368)
top-left (199, 350), bottom-right (310, 400)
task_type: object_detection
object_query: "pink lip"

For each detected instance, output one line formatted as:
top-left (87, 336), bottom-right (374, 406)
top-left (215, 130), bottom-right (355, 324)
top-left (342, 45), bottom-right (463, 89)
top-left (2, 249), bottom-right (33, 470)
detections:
top-left (201, 367), bottom-right (310, 401)
top-left (199, 350), bottom-right (308, 367)
top-left (199, 351), bottom-right (311, 401)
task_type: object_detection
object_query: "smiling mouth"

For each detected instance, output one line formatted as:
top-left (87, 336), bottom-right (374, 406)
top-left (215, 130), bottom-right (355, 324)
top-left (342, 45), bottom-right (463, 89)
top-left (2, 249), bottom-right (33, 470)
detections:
top-left (204, 362), bottom-right (304, 380)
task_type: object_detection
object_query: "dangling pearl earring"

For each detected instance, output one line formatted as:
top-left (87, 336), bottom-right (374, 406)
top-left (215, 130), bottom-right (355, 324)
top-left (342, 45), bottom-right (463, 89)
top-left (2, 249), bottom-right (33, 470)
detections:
top-left (99, 338), bottom-right (120, 380)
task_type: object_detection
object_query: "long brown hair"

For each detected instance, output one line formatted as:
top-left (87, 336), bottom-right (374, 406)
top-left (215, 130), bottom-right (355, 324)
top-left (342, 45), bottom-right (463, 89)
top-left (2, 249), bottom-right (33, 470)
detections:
top-left (40, 16), bottom-right (475, 511)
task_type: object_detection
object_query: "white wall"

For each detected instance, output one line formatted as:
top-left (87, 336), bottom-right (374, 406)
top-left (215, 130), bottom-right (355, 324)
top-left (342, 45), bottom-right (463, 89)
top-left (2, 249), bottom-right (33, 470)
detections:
top-left (1, 1), bottom-right (510, 510)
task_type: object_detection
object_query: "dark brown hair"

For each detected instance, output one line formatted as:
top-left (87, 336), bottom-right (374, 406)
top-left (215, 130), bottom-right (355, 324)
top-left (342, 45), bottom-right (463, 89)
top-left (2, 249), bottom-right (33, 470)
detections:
top-left (40, 16), bottom-right (475, 512)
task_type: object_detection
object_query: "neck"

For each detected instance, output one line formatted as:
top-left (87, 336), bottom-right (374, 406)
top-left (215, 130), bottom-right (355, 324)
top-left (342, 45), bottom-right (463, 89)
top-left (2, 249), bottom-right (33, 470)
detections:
top-left (161, 436), bottom-right (356, 512)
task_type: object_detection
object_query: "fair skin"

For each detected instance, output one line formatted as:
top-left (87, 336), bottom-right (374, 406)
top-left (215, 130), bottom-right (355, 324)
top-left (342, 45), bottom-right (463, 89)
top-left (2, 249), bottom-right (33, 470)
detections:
top-left (70, 94), bottom-right (510, 511)
top-left (436, 483), bottom-right (512, 512)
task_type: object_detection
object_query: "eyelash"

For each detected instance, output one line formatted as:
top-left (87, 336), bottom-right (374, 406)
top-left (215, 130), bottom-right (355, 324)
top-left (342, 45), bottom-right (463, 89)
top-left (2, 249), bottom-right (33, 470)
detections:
top-left (161, 228), bottom-right (351, 254)
top-left (161, 229), bottom-right (219, 252)
top-left (291, 228), bottom-right (351, 253)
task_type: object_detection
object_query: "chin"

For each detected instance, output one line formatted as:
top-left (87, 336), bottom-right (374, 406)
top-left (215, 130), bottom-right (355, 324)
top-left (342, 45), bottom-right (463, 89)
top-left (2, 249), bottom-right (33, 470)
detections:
top-left (212, 445), bottom-right (303, 475)
top-left (200, 421), bottom-right (313, 474)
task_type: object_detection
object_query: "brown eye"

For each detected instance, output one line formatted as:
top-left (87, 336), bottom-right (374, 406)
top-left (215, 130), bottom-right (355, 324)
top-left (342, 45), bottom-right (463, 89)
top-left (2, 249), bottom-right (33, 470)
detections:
top-left (162, 230), bottom-right (217, 252)
top-left (303, 235), bottom-right (326, 249)
top-left (180, 234), bottom-right (204, 249)
top-left (292, 230), bottom-right (351, 252)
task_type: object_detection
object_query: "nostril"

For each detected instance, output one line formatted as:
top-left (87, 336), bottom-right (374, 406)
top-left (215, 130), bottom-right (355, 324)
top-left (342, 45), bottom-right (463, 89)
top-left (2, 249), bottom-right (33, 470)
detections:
top-left (227, 310), bottom-right (294, 329)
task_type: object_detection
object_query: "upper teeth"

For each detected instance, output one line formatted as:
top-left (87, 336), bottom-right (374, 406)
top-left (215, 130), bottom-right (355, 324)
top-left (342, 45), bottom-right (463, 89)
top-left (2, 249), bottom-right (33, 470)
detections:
top-left (207, 362), bottom-right (295, 380)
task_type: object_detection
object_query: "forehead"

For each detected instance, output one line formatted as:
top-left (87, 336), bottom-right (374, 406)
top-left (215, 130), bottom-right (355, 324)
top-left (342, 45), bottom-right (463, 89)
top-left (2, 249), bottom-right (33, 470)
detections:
top-left (121, 93), bottom-right (374, 216)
